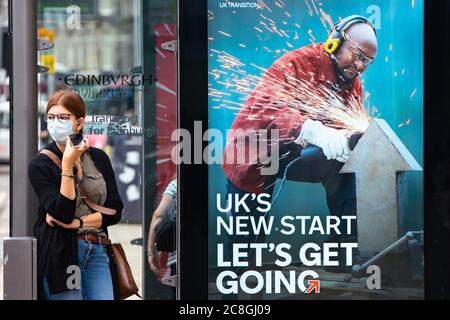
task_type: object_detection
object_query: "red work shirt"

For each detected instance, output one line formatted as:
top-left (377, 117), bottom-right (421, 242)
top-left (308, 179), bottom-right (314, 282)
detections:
top-left (222, 43), bottom-right (363, 194)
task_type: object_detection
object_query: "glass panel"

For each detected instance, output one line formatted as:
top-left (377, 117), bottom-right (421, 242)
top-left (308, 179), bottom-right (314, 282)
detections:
top-left (0, 0), bottom-right (9, 301)
top-left (0, 0), bottom-right (10, 162)
top-left (141, 0), bottom-right (177, 300)
top-left (37, 0), bottom-right (177, 300)
top-left (37, 0), bottom-right (144, 300)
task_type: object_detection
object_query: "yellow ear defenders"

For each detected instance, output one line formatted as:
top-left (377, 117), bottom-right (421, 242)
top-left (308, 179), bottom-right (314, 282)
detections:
top-left (324, 37), bottom-right (341, 54)
top-left (324, 15), bottom-right (376, 55)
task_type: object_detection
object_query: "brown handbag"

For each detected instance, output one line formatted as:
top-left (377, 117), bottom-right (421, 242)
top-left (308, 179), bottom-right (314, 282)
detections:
top-left (40, 149), bottom-right (141, 300)
top-left (107, 243), bottom-right (141, 300)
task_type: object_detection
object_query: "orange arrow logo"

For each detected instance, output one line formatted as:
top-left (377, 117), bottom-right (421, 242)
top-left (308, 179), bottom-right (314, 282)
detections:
top-left (306, 280), bottom-right (320, 294)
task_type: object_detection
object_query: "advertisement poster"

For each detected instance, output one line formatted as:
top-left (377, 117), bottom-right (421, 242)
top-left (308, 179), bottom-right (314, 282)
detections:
top-left (208, 0), bottom-right (423, 299)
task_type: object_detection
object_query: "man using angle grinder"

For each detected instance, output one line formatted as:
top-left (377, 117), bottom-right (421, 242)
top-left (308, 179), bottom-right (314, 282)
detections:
top-left (222, 15), bottom-right (378, 273)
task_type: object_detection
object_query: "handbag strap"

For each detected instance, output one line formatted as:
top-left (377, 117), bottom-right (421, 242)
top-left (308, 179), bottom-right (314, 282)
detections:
top-left (40, 149), bottom-right (117, 216)
top-left (41, 149), bottom-right (62, 169)
top-left (78, 184), bottom-right (116, 215)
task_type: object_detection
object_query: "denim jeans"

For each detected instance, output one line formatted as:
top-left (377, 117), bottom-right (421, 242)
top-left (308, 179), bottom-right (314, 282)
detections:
top-left (42, 239), bottom-right (114, 300)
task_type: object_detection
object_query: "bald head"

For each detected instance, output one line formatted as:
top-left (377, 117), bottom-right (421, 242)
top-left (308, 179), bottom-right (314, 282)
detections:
top-left (333, 22), bottom-right (378, 81)
top-left (345, 23), bottom-right (378, 56)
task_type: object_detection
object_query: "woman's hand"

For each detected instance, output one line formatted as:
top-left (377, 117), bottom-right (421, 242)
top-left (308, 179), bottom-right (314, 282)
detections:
top-left (46, 213), bottom-right (81, 229)
top-left (62, 137), bottom-right (90, 168)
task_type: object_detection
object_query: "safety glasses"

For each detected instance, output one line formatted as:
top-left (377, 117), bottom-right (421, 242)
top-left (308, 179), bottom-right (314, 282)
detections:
top-left (343, 32), bottom-right (374, 66)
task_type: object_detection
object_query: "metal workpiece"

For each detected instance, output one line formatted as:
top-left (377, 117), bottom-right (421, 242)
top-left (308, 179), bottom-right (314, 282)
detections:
top-left (345, 231), bottom-right (417, 282)
top-left (340, 118), bottom-right (422, 254)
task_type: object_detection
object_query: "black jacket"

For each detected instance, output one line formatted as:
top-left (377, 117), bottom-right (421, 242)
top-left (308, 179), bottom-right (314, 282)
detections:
top-left (28, 142), bottom-right (124, 297)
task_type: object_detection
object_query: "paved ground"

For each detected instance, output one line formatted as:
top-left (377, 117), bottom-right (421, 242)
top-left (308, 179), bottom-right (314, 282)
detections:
top-left (0, 165), bottom-right (143, 300)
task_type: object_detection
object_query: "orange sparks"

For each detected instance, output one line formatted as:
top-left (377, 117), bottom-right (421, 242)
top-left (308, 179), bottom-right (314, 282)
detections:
top-left (398, 119), bottom-right (412, 128)
top-left (310, 0), bottom-right (320, 15)
top-left (258, 0), bottom-right (272, 13)
top-left (304, 0), bottom-right (313, 16)
top-left (308, 29), bottom-right (316, 41)
top-left (218, 30), bottom-right (231, 37)
top-left (211, 55), bottom-right (371, 133)
top-left (319, 9), bottom-right (334, 30)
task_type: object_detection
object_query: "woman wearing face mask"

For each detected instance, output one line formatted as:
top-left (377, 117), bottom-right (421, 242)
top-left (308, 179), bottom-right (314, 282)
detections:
top-left (28, 90), bottom-right (123, 300)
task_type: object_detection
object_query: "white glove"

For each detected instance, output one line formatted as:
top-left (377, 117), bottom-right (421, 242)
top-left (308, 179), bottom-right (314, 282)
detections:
top-left (294, 119), bottom-right (350, 162)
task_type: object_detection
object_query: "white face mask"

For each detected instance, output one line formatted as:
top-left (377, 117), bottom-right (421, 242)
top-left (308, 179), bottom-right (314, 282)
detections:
top-left (48, 120), bottom-right (75, 144)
